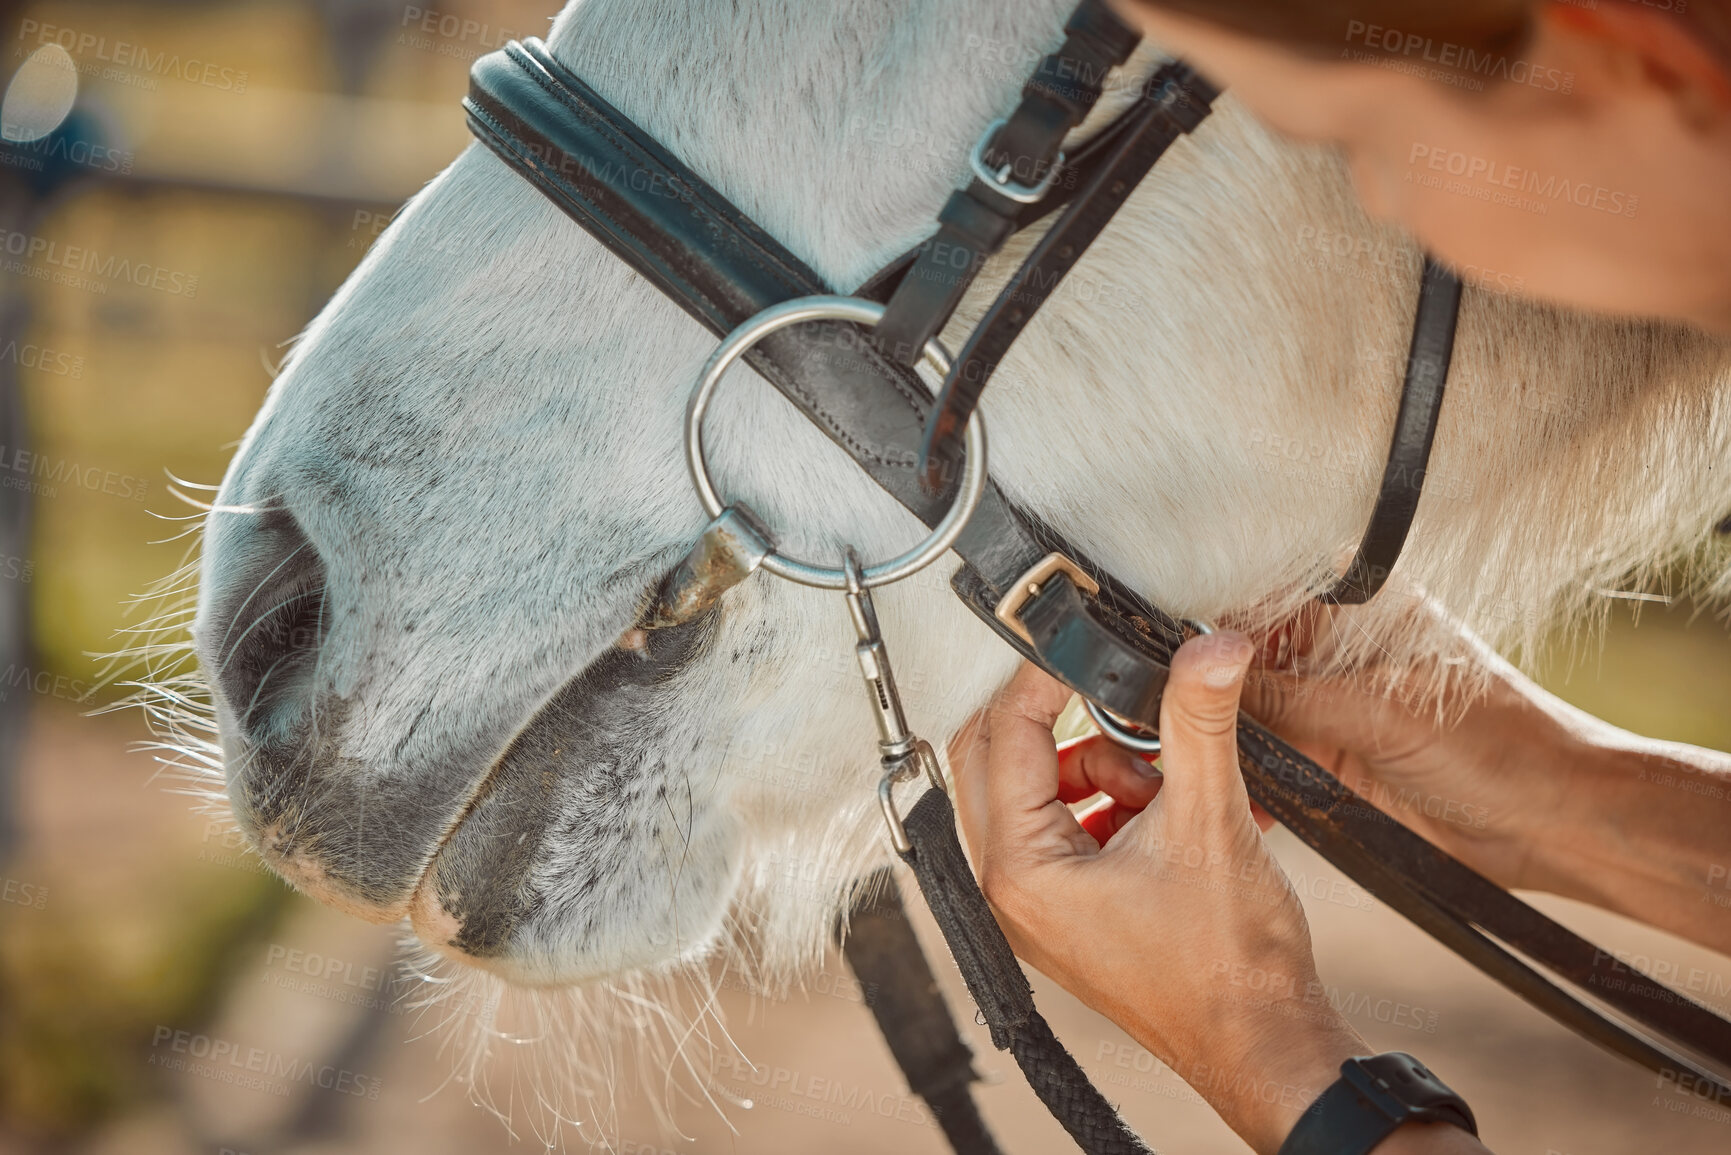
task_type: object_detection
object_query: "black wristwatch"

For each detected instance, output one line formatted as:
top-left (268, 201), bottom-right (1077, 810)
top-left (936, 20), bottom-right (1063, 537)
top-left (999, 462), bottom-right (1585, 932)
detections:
top-left (1279, 1053), bottom-right (1477, 1155)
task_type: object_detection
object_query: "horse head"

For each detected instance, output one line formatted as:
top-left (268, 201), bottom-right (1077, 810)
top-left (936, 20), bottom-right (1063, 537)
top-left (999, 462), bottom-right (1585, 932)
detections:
top-left (172, 0), bottom-right (1731, 1116)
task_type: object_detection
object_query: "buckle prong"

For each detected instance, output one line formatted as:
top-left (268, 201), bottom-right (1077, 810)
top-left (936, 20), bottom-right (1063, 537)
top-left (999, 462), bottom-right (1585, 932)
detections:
top-left (968, 118), bottom-right (1064, 204)
top-left (994, 552), bottom-right (1101, 645)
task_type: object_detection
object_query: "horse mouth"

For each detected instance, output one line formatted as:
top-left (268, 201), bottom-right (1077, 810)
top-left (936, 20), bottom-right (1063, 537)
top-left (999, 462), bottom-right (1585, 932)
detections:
top-left (224, 597), bottom-right (719, 981)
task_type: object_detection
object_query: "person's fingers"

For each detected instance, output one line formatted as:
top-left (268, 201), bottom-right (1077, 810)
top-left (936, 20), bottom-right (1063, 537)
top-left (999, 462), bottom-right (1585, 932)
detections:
top-left (1056, 733), bottom-right (1163, 808)
top-left (1242, 665), bottom-right (1414, 756)
top-left (952, 661), bottom-right (1094, 861)
top-left (1075, 794), bottom-right (1153, 845)
top-left (947, 706), bottom-right (994, 858)
top-left (981, 661), bottom-right (1078, 816)
top-left (1143, 631), bottom-right (1256, 828)
top-left (1240, 666), bottom-right (1311, 741)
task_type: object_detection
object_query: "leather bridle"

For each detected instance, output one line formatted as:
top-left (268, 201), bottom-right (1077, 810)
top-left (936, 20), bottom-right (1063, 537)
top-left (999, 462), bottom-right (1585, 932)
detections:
top-left (462, 5), bottom-right (1731, 1152)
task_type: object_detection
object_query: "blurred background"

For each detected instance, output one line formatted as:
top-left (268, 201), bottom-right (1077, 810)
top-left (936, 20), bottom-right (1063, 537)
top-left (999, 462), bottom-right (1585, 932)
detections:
top-left (0, 2), bottom-right (1725, 1153)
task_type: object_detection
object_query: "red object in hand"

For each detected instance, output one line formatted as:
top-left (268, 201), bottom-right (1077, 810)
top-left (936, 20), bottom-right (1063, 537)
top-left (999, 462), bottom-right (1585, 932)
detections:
top-left (1075, 794), bottom-right (1123, 846)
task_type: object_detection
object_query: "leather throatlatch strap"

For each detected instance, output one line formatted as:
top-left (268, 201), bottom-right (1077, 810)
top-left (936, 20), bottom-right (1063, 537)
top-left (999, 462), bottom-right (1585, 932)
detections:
top-left (464, 31), bottom-right (1731, 1153)
top-left (900, 791), bottom-right (1153, 1155)
top-left (873, 0), bottom-right (1143, 367)
top-left (840, 871), bottom-right (1004, 1155)
top-left (1322, 256), bottom-right (1462, 604)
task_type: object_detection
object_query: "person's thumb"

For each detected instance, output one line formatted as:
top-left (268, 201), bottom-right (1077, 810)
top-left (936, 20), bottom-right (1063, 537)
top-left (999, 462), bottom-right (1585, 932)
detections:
top-left (1154, 630), bottom-right (1256, 820)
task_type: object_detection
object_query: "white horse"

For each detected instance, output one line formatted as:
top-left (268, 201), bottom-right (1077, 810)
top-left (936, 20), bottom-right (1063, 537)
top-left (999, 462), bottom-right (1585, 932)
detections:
top-left (149, 0), bottom-right (1731, 1141)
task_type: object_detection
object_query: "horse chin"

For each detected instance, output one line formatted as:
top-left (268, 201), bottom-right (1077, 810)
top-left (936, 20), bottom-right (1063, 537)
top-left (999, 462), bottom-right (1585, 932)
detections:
top-left (402, 877), bottom-right (721, 990)
top-left (387, 615), bottom-right (737, 987)
top-left (251, 817), bottom-right (416, 925)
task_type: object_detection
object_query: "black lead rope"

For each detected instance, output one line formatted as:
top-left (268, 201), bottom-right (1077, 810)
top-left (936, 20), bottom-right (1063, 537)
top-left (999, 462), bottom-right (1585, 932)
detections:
top-left (838, 870), bottom-right (1005, 1155)
top-left (899, 791), bottom-right (1154, 1155)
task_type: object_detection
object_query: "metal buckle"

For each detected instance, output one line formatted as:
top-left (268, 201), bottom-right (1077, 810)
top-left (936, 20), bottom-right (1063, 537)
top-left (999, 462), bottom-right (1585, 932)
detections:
top-left (968, 118), bottom-right (1064, 205)
top-left (994, 552), bottom-right (1101, 646)
top-left (1083, 620), bottom-right (1214, 755)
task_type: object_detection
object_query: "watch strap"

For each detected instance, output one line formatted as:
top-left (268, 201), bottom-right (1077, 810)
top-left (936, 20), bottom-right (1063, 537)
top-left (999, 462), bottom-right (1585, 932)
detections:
top-left (1280, 1053), bottom-right (1477, 1155)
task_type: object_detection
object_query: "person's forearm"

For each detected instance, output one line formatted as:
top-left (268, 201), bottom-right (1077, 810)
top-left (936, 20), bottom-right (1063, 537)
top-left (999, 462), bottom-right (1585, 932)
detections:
top-left (1521, 734), bottom-right (1731, 954)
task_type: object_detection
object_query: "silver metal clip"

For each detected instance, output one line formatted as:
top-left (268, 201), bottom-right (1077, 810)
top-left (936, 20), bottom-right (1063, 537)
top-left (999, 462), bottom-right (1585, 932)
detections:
top-left (845, 550), bottom-right (943, 853)
top-left (877, 740), bottom-right (943, 856)
top-left (643, 504), bottom-right (776, 628)
top-left (846, 549), bottom-right (914, 764)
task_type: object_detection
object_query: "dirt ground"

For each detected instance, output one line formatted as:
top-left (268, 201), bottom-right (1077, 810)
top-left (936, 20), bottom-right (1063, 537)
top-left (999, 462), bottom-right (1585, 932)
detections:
top-left (4, 690), bottom-right (1730, 1155)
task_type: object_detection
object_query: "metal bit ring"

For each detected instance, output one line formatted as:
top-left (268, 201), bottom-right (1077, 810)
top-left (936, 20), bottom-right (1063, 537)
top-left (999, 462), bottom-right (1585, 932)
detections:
top-left (685, 295), bottom-right (988, 591)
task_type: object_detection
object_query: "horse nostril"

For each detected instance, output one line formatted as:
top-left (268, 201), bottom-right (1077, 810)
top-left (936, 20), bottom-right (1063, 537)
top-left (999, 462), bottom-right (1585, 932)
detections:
top-left (200, 508), bottom-right (329, 745)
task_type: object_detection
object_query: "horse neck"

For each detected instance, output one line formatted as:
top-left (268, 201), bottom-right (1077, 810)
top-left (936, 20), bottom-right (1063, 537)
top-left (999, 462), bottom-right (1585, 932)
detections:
top-left (543, 0), bottom-right (1082, 288)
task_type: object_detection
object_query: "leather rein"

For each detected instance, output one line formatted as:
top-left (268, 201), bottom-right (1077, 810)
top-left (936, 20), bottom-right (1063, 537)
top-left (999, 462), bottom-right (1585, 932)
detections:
top-left (462, 6), bottom-right (1731, 1152)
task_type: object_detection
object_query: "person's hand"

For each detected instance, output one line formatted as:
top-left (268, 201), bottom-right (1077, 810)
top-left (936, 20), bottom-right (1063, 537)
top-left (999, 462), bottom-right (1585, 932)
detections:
top-left (1243, 604), bottom-right (1731, 955)
top-left (949, 633), bottom-right (1366, 1155)
top-left (1242, 608), bottom-right (1598, 896)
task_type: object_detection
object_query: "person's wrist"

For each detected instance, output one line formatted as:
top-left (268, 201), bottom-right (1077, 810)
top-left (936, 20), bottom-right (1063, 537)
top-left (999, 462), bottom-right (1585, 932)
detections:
top-left (1498, 727), bottom-right (1624, 898)
top-left (1520, 731), bottom-right (1727, 906)
top-left (1130, 986), bottom-right (1366, 1155)
top-left (1218, 1008), bottom-right (1365, 1155)
top-left (1426, 681), bottom-right (1607, 894)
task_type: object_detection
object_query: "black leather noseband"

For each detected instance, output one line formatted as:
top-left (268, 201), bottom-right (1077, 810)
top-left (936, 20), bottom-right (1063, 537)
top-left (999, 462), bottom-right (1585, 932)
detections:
top-left (463, 14), bottom-right (1731, 1154)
